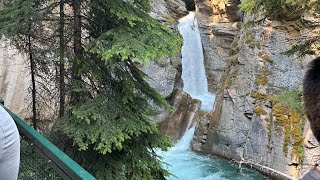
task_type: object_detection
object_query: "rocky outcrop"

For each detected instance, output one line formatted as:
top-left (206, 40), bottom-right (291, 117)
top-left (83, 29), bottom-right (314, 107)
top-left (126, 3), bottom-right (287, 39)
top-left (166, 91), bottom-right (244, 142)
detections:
top-left (146, 0), bottom-right (202, 139)
top-left (196, 0), bottom-right (241, 93)
top-left (192, 0), bottom-right (320, 179)
top-left (142, 57), bottom-right (181, 97)
top-left (150, 0), bottom-right (188, 23)
top-left (0, 41), bottom-right (60, 127)
top-left (157, 90), bottom-right (201, 139)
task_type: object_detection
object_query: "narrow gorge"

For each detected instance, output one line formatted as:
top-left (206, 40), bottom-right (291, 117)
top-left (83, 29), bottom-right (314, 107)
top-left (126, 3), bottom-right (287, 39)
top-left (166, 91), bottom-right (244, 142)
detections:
top-left (1, 0), bottom-right (320, 179)
top-left (178, 11), bottom-right (215, 112)
top-left (157, 10), bottom-right (267, 179)
top-left (150, 0), bottom-right (320, 179)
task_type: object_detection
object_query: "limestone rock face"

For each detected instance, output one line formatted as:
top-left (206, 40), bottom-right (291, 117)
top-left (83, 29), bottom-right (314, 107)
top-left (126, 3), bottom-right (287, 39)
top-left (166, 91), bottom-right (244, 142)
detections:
top-left (0, 41), bottom-right (29, 118)
top-left (192, 0), bottom-right (320, 179)
top-left (0, 41), bottom-right (60, 126)
top-left (196, 0), bottom-right (241, 93)
top-left (143, 0), bottom-right (187, 97)
top-left (158, 90), bottom-right (201, 139)
top-left (150, 0), bottom-right (188, 21)
top-left (142, 56), bottom-right (182, 97)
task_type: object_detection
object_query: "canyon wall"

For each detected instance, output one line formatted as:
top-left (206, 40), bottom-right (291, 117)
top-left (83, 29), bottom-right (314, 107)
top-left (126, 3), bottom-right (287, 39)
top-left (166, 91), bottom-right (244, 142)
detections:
top-left (146, 0), bottom-right (204, 140)
top-left (0, 41), bottom-right (30, 118)
top-left (191, 0), bottom-right (320, 179)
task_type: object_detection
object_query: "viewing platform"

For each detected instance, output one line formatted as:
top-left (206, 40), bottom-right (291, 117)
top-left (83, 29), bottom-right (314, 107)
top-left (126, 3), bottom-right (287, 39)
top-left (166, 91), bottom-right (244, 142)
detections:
top-left (0, 100), bottom-right (96, 180)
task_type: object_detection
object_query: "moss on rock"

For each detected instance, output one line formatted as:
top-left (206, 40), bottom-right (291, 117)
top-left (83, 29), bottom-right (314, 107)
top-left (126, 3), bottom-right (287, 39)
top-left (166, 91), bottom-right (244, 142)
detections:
top-left (254, 106), bottom-right (267, 115)
top-left (270, 90), bottom-right (304, 162)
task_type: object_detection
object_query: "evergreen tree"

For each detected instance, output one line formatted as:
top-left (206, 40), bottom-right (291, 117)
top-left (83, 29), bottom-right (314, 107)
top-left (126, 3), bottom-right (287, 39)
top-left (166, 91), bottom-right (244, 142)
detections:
top-left (239, 0), bottom-right (318, 20)
top-left (54, 0), bottom-right (182, 179)
top-left (0, 0), bottom-right (182, 178)
top-left (58, 0), bottom-right (66, 117)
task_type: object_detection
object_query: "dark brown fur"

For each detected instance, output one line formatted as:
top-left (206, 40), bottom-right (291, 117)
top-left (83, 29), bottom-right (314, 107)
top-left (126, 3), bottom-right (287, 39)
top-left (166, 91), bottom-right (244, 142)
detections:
top-left (303, 57), bottom-right (320, 142)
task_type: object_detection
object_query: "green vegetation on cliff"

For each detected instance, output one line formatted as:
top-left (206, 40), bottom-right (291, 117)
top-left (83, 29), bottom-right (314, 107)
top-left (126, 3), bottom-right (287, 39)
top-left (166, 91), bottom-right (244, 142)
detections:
top-left (250, 88), bottom-right (304, 162)
top-left (239, 0), bottom-right (320, 57)
top-left (239, 0), bottom-right (318, 20)
top-left (270, 90), bottom-right (304, 162)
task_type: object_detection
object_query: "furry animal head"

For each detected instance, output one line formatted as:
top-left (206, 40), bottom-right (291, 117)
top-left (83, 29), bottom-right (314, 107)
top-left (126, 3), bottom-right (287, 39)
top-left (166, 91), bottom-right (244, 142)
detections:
top-left (303, 57), bottom-right (320, 142)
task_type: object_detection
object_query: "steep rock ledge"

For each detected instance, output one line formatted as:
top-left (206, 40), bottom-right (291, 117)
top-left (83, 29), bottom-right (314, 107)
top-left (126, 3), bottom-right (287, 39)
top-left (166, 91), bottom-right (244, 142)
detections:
top-left (143, 0), bottom-right (187, 97)
top-left (196, 0), bottom-right (241, 93)
top-left (150, 0), bottom-right (188, 23)
top-left (192, 0), bottom-right (320, 179)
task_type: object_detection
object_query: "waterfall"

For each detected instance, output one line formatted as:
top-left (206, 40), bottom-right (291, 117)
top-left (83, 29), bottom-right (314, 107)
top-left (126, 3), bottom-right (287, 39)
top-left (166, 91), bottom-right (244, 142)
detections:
top-left (156, 12), bottom-right (269, 180)
top-left (178, 12), bottom-right (215, 112)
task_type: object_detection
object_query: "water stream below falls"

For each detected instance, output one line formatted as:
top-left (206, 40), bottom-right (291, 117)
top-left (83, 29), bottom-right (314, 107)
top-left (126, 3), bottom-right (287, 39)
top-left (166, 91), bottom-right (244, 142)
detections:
top-left (157, 12), bottom-right (270, 180)
top-left (158, 127), bottom-right (270, 180)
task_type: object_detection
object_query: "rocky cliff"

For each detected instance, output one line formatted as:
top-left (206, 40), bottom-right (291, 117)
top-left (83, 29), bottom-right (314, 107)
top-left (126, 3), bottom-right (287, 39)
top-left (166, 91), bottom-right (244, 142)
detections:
top-left (191, 0), bottom-right (320, 179)
top-left (0, 41), bottom-right (30, 118)
top-left (142, 1), bottom-right (320, 178)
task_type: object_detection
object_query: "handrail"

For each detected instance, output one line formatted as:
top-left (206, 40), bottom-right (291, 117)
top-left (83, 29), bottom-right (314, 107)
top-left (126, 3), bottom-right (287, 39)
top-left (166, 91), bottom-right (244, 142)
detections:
top-left (0, 102), bottom-right (96, 180)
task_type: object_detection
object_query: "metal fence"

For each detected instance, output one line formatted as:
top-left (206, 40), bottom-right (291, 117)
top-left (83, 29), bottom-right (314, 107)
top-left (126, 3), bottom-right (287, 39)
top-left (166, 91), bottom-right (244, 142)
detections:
top-left (1, 101), bottom-right (96, 180)
top-left (19, 137), bottom-right (61, 180)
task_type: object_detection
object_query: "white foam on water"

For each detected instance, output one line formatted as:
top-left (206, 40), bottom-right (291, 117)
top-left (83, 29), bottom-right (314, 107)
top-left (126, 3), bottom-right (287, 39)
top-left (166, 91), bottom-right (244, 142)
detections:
top-left (157, 127), bottom-right (222, 180)
top-left (157, 127), bottom-right (270, 180)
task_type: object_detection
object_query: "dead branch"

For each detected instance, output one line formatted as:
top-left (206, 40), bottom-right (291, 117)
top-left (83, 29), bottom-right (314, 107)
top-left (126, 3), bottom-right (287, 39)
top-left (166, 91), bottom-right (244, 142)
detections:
top-left (230, 157), bottom-right (296, 180)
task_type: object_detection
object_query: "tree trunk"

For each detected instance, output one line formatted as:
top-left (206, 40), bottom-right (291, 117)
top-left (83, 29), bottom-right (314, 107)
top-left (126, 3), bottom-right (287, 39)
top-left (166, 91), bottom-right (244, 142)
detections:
top-left (28, 34), bottom-right (37, 130)
top-left (59, 0), bottom-right (65, 117)
top-left (71, 0), bottom-right (82, 105)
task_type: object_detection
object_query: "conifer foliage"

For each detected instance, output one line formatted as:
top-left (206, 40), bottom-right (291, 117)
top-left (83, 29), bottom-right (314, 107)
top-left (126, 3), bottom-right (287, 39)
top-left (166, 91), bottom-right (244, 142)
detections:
top-left (0, 0), bottom-right (182, 179)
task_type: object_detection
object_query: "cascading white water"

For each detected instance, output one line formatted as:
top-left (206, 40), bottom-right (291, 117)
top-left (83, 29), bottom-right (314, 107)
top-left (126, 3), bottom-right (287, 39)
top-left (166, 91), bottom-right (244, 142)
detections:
top-left (157, 12), bottom-right (269, 180)
top-left (178, 12), bottom-right (215, 112)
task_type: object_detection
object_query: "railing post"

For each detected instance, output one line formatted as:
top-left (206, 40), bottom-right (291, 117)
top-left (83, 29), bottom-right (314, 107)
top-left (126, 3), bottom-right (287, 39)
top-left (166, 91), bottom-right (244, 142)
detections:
top-left (0, 99), bottom-right (4, 105)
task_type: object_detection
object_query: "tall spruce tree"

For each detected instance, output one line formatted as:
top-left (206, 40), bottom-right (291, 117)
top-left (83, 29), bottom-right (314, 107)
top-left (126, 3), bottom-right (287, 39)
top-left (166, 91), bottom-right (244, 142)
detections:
top-left (58, 0), bottom-right (66, 117)
top-left (54, 0), bottom-right (183, 179)
top-left (0, 0), bottom-right (182, 178)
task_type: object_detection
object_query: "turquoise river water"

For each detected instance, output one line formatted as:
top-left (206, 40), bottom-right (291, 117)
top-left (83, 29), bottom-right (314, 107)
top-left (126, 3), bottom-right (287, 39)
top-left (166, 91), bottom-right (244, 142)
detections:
top-left (158, 127), bottom-right (270, 180)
